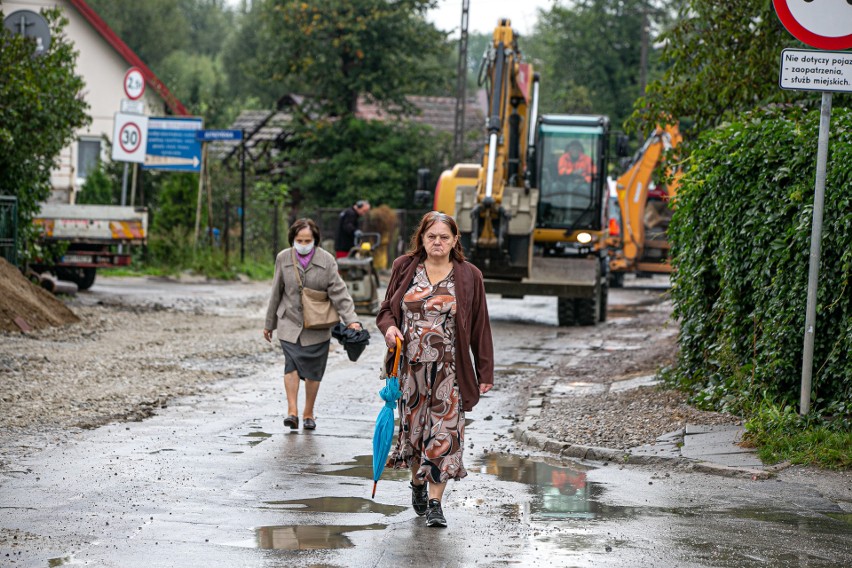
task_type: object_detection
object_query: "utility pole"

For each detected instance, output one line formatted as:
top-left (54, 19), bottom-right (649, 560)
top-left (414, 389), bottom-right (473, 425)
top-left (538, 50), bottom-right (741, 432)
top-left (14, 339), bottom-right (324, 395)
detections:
top-left (452, 0), bottom-right (471, 164)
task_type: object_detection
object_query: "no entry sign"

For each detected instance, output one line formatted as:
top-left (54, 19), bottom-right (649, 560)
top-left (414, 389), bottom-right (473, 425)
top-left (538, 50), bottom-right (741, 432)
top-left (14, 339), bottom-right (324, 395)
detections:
top-left (773, 0), bottom-right (852, 50)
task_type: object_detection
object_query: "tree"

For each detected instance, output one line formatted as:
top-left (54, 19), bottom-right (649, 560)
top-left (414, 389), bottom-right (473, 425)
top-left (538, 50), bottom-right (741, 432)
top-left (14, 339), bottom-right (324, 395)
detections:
top-left (631, 0), bottom-right (832, 136)
top-left (279, 117), bottom-right (450, 210)
top-left (85, 0), bottom-right (190, 72)
top-left (259, 0), bottom-right (451, 117)
top-left (528, 0), bottom-right (672, 131)
top-left (0, 8), bottom-right (90, 257)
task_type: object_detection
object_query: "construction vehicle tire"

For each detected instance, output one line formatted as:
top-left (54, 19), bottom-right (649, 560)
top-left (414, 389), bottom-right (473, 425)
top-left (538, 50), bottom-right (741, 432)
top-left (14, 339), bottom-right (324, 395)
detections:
top-left (575, 296), bottom-right (597, 326)
top-left (599, 283), bottom-right (608, 323)
top-left (557, 297), bottom-right (577, 327)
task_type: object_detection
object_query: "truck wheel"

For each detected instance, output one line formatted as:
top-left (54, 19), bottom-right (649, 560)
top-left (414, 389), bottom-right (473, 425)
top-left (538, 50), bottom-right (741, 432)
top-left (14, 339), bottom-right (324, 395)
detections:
top-left (76, 268), bottom-right (96, 291)
top-left (599, 283), bottom-right (608, 323)
top-left (58, 267), bottom-right (96, 290)
top-left (575, 297), bottom-right (597, 326)
top-left (557, 297), bottom-right (577, 327)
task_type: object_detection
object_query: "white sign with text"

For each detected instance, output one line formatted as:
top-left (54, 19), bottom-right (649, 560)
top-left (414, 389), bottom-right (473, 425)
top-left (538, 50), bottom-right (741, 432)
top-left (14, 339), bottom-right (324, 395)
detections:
top-left (779, 48), bottom-right (852, 93)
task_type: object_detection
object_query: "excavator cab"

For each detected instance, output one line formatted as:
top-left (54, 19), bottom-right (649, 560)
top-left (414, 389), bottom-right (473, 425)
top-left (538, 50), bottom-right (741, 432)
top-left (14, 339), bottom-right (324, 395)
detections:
top-left (531, 115), bottom-right (610, 250)
top-left (534, 116), bottom-right (608, 238)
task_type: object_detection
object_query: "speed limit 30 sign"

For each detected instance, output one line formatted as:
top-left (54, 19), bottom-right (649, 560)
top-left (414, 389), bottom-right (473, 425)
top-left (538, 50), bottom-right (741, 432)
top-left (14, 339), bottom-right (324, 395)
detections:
top-left (111, 112), bottom-right (149, 163)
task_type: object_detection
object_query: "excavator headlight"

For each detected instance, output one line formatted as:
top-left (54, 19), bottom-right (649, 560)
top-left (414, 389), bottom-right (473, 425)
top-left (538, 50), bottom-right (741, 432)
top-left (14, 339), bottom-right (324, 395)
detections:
top-left (576, 232), bottom-right (592, 244)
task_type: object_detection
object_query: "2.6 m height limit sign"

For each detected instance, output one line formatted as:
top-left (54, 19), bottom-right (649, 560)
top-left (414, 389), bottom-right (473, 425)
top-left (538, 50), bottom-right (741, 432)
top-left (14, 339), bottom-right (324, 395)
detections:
top-left (111, 112), bottom-right (149, 163)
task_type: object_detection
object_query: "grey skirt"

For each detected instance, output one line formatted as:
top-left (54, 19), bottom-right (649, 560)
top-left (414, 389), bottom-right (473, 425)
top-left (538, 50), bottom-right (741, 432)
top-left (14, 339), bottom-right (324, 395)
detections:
top-left (279, 338), bottom-right (330, 381)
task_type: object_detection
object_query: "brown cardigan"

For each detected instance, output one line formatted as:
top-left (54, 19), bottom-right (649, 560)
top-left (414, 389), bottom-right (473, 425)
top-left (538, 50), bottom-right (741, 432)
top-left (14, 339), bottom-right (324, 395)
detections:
top-left (376, 254), bottom-right (494, 412)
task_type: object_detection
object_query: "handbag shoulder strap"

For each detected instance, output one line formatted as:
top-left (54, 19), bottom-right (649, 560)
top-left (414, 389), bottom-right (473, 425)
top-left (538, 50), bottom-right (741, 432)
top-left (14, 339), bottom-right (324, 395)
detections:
top-left (291, 249), bottom-right (303, 291)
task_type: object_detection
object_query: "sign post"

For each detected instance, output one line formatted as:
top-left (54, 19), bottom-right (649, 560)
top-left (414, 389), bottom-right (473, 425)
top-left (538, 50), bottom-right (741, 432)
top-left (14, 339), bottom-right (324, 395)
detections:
top-left (773, 0), bottom-right (850, 415)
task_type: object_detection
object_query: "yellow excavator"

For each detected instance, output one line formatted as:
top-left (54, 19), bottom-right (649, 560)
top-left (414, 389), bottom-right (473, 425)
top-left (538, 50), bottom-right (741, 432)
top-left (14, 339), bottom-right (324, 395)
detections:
top-left (608, 124), bottom-right (682, 285)
top-left (434, 19), bottom-right (613, 326)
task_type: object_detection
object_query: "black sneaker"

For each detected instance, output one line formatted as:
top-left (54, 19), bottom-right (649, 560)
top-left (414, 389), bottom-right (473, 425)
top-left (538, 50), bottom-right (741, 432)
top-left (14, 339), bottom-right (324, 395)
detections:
top-left (426, 498), bottom-right (447, 528)
top-left (410, 482), bottom-right (428, 516)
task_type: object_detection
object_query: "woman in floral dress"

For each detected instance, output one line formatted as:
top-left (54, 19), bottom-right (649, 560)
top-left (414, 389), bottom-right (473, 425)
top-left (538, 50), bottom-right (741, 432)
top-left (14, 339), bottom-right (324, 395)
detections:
top-left (376, 211), bottom-right (494, 528)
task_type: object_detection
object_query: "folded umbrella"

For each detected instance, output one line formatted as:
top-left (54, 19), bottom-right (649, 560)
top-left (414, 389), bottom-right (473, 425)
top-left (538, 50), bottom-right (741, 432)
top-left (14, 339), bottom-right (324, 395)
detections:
top-left (331, 322), bottom-right (371, 362)
top-left (371, 337), bottom-right (402, 499)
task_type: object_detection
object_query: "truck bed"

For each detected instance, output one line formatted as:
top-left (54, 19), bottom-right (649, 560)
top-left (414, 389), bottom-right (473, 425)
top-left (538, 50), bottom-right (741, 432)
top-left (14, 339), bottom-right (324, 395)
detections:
top-left (34, 204), bottom-right (148, 245)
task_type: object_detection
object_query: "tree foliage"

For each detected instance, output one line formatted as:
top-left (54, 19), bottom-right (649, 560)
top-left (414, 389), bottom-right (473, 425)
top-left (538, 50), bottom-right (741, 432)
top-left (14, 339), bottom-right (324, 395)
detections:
top-left (260, 0), bottom-right (451, 117)
top-left (528, 0), bottom-right (672, 131)
top-left (0, 8), bottom-right (90, 257)
top-left (669, 106), bottom-right (852, 421)
top-left (279, 117), bottom-right (450, 210)
top-left (630, 0), bottom-right (837, 136)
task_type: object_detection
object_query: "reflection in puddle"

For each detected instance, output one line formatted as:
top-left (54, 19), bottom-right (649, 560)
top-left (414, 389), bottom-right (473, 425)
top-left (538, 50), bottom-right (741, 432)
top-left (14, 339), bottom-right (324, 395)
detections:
top-left (478, 453), bottom-right (639, 521)
top-left (315, 454), bottom-right (410, 482)
top-left (262, 496), bottom-right (405, 516)
top-left (255, 524), bottom-right (385, 550)
top-left (243, 431), bottom-right (272, 447)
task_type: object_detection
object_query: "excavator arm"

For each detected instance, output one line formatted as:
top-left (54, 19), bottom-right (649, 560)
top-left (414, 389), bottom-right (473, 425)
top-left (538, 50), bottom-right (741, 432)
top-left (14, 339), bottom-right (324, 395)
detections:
top-left (612, 123), bottom-right (682, 273)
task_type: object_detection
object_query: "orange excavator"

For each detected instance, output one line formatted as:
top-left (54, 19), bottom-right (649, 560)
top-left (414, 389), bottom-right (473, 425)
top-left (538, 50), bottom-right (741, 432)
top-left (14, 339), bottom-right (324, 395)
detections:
top-left (433, 19), bottom-right (613, 326)
top-left (608, 124), bottom-right (682, 285)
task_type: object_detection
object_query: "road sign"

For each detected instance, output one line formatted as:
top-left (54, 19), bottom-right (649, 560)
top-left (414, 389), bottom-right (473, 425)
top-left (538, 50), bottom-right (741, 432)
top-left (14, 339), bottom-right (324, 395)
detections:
top-left (773, 0), bottom-right (852, 50)
top-left (780, 49), bottom-right (852, 93)
top-left (111, 112), bottom-right (148, 163)
top-left (124, 67), bottom-right (145, 100)
top-left (144, 117), bottom-right (203, 172)
top-left (196, 130), bottom-right (243, 142)
top-left (120, 98), bottom-right (145, 115)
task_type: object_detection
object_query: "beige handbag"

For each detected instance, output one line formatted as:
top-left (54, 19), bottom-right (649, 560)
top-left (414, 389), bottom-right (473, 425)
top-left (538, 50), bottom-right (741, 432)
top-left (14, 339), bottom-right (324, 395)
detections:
top-left (292, 249), bottom-right (339, 329)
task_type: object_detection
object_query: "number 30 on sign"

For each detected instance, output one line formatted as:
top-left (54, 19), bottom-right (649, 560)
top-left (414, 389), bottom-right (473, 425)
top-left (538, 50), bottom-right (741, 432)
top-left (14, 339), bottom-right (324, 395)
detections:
top-left (111, 112), bottom-right (149, 164)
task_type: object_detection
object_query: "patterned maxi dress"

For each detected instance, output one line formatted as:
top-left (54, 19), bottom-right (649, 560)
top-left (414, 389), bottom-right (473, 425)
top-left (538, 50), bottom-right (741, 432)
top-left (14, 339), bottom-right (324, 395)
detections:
top-left (386, 263), bottom-right (467, 484)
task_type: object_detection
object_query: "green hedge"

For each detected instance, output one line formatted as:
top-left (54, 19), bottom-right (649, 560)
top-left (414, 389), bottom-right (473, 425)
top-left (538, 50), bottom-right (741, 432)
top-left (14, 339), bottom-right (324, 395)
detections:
top-left (669, 105), bottom-right (852, 425)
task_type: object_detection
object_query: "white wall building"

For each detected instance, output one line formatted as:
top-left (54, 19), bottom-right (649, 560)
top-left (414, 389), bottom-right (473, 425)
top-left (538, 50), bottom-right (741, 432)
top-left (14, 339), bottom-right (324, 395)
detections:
top-left (2, 0), bottom-right (187, 202)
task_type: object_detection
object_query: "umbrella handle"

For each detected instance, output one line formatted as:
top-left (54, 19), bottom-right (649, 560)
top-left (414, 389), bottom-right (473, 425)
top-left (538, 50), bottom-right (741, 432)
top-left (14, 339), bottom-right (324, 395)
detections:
top-left (391, 336), bottom-right (402, 376)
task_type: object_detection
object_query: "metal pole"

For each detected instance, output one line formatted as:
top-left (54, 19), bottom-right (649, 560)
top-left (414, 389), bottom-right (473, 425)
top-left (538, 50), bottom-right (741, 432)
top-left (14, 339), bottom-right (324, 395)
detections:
top-left (119, 163), bottom-right (129, 254)
top-left (240, 130), bottom-right (246, 264)
top-left (800, 92), bottom-right (832, 416)
top-left (224, 200), bottom-right (230, 267)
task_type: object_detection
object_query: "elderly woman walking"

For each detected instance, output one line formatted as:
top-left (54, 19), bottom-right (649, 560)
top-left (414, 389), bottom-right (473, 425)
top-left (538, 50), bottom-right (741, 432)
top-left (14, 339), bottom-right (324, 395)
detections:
top-left (376, 211), bottom-right (494, 527)
top-left (263, 218), bottom-right (362, 430)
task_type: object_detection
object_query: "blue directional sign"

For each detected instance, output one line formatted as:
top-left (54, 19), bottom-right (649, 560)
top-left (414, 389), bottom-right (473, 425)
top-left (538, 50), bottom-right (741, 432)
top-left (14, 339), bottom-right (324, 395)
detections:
top-left (144, 117), bottom-right (203, 172)
top-left (196, 129), bottom-right (243, 142)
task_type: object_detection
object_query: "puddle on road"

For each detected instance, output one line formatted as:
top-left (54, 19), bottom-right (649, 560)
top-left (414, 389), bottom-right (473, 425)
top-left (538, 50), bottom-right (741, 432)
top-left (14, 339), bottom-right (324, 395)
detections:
top-left (313, 454), bottom-right (410, 482)
top-left (478, 453), bottom-right (639, 521)
top-left (253, 524), bottom-right (385, 550)
top-left (242, 431), bottom-right (272, 447)
top-left (261, 496), bottom-right (405, 516)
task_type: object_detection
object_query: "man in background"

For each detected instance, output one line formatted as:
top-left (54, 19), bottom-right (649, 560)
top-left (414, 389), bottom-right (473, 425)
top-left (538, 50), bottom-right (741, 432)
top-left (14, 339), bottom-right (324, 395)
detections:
top-left (558, 140), bottom-right (596, 183)
top-left (335, 200), bottom-right (370, 258)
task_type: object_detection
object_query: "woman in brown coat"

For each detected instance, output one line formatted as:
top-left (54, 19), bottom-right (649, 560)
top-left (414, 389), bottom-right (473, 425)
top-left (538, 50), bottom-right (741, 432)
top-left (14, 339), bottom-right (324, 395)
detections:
top-left (376, 211), bottom-right (494, 528)
top-left (263, 218), bottom-right (362, 431)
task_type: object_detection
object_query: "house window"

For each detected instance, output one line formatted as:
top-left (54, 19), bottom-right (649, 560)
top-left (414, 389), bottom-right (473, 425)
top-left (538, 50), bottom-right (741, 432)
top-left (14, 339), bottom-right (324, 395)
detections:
top-left (77, 138), bottom-right (101, 181)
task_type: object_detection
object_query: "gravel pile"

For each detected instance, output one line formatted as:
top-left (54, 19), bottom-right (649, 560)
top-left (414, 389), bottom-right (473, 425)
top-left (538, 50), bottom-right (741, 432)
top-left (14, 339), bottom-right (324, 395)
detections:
top-left (534, 385), bottom-right (742, 450)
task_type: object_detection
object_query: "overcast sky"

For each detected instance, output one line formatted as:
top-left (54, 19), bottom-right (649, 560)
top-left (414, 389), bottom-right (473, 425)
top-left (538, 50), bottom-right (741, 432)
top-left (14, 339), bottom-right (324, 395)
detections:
top-left (426, 0), bottom-right (556, 37)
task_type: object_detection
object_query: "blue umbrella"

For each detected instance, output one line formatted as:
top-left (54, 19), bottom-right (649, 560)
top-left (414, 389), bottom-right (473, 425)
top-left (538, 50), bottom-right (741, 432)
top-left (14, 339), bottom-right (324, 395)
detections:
top-left (372, 337), bottom-right (402, 499)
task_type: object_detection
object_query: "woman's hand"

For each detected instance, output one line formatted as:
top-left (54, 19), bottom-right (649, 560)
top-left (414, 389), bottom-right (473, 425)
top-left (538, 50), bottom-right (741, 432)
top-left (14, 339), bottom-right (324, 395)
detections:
top-left (262, 329), bottom-right (272, 343)
top-left (384, 326), bottom-right (404, 349)
top-left (479, 383), bottom-right (493, 395)
top-left (347, 322), bottom-right (363, 331)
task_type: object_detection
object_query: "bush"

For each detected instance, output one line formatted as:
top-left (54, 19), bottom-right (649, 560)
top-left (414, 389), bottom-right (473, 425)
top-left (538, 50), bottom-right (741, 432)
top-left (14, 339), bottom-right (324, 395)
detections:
top-left (669, 105), bottom-right (852, 425)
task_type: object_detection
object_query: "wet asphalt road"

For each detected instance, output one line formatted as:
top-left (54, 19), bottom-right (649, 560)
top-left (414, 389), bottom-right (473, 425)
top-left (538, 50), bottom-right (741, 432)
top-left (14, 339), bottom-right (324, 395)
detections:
top-left (1, 277), bottom-right (851, 567)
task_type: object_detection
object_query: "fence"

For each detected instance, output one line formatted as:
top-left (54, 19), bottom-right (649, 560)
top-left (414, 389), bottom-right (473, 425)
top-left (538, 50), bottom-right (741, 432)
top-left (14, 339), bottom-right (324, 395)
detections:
top-left (0, 196), bottom-right (17, 267)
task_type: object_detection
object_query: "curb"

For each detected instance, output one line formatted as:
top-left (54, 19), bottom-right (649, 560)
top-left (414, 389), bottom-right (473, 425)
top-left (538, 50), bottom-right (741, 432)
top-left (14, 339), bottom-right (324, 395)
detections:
top-left (512, 419), bottom-right (771, 480)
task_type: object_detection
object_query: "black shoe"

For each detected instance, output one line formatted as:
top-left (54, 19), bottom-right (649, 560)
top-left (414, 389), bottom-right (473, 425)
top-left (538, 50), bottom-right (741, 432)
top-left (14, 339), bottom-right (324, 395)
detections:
top-left (283, 415), bottom-right (298, 429)
top-left (426, 498), bottom-right (447, 528)
top-left (410, 482), bottom-right (428, 516)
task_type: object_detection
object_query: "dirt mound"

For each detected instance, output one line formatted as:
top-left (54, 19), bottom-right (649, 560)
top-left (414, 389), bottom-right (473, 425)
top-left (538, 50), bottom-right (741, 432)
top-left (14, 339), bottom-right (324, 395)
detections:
top-left (0, 257), bottom-right (79, 332)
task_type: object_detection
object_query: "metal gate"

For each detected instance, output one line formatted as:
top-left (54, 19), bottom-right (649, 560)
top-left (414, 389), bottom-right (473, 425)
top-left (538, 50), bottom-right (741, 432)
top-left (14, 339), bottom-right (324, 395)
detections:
top-left (0, 196), bottom-right (17, 267)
